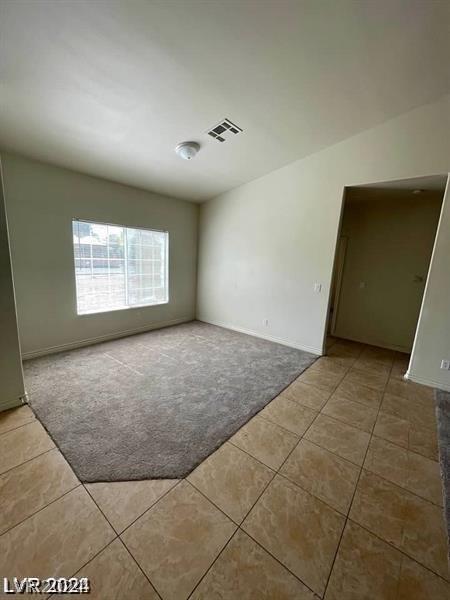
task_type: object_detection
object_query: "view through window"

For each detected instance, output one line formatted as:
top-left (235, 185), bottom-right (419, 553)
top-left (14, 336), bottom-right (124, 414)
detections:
top-left (72, 220), bottom-right (168, 314)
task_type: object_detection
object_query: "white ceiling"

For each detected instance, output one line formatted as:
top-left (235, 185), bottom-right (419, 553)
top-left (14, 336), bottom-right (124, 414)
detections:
top-left (348, 174), bottom-right (448, 204)
top-left (1, 1), bottom-right (449, 202)
top-left (357, 174), bottom-right (448, 191)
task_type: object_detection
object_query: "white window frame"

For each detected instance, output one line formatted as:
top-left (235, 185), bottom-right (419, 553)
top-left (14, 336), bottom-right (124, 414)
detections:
top-left (72, 219), bottom-right (169, 315)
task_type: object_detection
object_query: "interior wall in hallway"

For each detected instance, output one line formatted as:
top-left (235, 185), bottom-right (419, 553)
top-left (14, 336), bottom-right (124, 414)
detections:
top-left (0, 160), bottom-right (24, 410)
top-left (333, 190), bottom-right (442, 352)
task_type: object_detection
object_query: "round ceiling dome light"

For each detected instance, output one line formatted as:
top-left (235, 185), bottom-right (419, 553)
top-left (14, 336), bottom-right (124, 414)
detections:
top-left (175, 141), bottom-right (200, 160)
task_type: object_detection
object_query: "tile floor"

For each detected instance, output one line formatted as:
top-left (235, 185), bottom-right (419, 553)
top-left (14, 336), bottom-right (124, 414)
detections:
top-left (0, 337), bottom-right (448, 599)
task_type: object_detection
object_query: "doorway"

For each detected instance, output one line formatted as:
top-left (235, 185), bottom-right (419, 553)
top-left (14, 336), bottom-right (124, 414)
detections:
top-left (327, 175), bottom-right (447, 355)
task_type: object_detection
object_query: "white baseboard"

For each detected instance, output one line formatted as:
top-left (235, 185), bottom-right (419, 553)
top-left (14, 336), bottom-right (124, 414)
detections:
top-left (198, 318), bottom-right (322, 355)
top-left (22, 317), bottom-right (193, 360)
top-left (405, 370), bottom-right (450, 392)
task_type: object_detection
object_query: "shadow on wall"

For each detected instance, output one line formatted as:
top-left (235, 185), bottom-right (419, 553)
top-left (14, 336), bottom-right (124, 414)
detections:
top-left (329, 176), bottom-right (446, 354)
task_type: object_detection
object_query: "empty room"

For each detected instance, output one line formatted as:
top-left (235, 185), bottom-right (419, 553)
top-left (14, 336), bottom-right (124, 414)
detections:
top-left (0, 1), bottom-right (449, 599)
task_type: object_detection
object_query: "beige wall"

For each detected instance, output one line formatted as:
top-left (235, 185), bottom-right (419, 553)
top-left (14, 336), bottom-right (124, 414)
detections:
top-left (2, 154), bottom-right (199, 357)
top-left (0, 160), bottom-right (24, 410)
top-left (333, 191), bottom-right (442, 352)
top-left (198, 95), bottom-right (450, 389)
top-left (409, 179), bottom-right (450, 390)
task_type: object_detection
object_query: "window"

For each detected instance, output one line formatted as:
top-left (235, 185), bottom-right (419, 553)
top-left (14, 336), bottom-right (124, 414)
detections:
top-left (72, 220), bottom-right (168, 315)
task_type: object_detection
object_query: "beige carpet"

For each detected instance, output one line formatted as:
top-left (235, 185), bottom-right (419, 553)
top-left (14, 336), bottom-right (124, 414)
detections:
top-left (24, 321), bottom-right (317, 482)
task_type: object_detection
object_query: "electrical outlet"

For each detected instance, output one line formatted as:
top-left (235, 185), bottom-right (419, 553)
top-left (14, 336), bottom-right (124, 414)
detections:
top-left (441, 359), bottom-right (450, 370)
top-left (314, 283), bottom-right (322, 293)
top-left (263, 319), bottom-right (269, 326)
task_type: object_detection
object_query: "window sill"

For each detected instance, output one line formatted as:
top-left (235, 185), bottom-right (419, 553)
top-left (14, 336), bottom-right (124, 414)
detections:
top-left (77, 300), bottom-right (169, 316)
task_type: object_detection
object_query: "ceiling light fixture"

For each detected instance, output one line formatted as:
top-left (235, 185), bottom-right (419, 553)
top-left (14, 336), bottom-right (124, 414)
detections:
top-left (175, 141), bottom-right (200, 160)
top-left (412, 189), bottom-right (424, 194)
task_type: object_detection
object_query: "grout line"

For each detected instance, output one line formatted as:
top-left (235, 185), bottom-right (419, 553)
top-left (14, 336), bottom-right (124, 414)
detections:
top-left (227, 437), bottom-right (292, 472)
top-left (186, 437), bottom-right (322, 597)
top-left (235, 410), bottom-right (441, 517)
top-left (186, 528), bottom-right (241, 598)
top-left (83, 480), bottom-right (179, 598)
top-left (237, 527), bottom-right (319, 597)
top-left (109, 479), bottom-right (183, 537)
top-left (318, 402), bottom-right (376, 436)
top-left (276, 470), bottom-right (351, 519)
top-left (184, 476), bottom-right (252, 528)
top-left (0, 417), bottom-right (37, 438)
top-left (256, 410), bottom-right (315, 438)
top-left (118, 533), bottom-right (167, 599)
top-left (82, 482), bottom-right (125, 534)
top-left (321, 343), bottom-right (394, 598)
top-left (47, 537), bottom-right (120, 598)
top-left (0, 445), bottom-right (56, 478)
top-left (0, 482), bottom-right (83, 539)
top-left (347, 515), bottom-right (450, 584)
top-left (115, 537), bottom-right (164, 600)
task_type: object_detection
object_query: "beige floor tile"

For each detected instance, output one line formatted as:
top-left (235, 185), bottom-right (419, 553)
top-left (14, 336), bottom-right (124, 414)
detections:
top-left (381, 392), bottom-right (436, 429)
top-left (242, 474), bottom-right (345, 596)
top-left (86, 479), bottom-right (178, 533)
top-left (0, 448), bottom-right (79, 535)
top-left (230, 415), bottom-right (299, 470)
top-left (280, 380), bottom-right (331, 411)
top-left (121, 480), bottom-right (236, 600)
top-left (397, 555), bottom-right (450, 600)
top-left (364, 436), bottom-right (409, 489)
top-left (52, 539), bottom-right (158, 600)
top-left (353, 356), bottom-right (392, 377)
top-left (328, 341), bottom-right (363, 359)
top-left (350, 470), bottom-right (407, 548)
top-left (373, 411), bottom-right (410, 448)
top-left (385, 378), bottom-right (434, 403)
top-left (305, 414), bottom-right (370, 465)
top-left (326, 335), bottom-right (337, 347)
top-left (0, 487), bottom-right (115, 581)
top-left (280, 439), bottom-right (360, 514)
top-left (0, 421), bottom-right (55, 474)
top-left (365, 437), bottom-right (442, 506)
top-left (407, 450), bottom-right (443, 506)
top-left (401, 500), bottom-right (449, 582)
top-left (187, 442), bottom-right (273, 523)
top-left (360, 345), bottom-right (395, 363)
top-left (350, 470), bottom-right (448, 579)
top-left (343, 367), bottom-right (389, 392)
top-left (409, 424), bottom-right (439, 461)
top-left (0, 405), bottom-right (35, 435)
top-left (259, 396), bottom-right (317, 436)
top-left (325, 520), bottom-right (402, 600)
top-left (391, 357), bottom-right (410, 381)
top-left (325, 351), bottom-right (357, 370)
top-left (191, 529), bottom-right (315, 599)
top-left (297, 368), bottom-right (343, 393)
top-left (374, 411), bottom-right (439, 461)
top-left (322, 394), bottom-right (377, 432)
top-left (308, 357), bottom-right (349, 378)
top-left (332, 378), bottom-right (383, 409)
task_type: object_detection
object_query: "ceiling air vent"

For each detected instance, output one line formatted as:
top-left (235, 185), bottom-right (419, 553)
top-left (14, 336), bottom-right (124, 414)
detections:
top-left (207, 118), bottom-right (243, 143)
